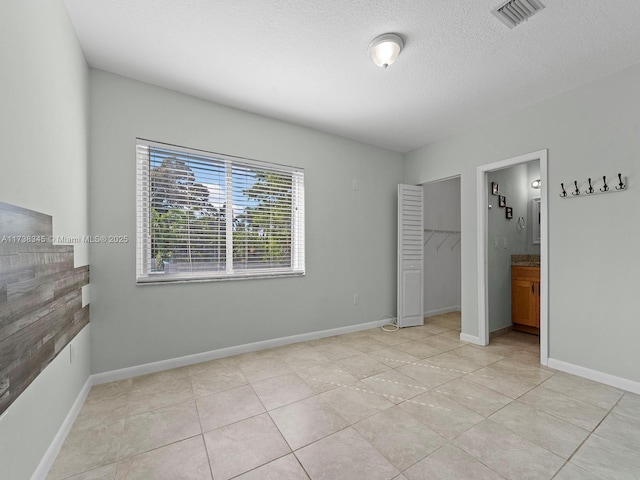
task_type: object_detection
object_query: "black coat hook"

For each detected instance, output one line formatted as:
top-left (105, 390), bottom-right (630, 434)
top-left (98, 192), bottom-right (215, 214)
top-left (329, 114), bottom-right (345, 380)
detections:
top-left (616, 173), bottom-right (626, 190)
top-left (585, 178), bottom-right (594, 194)
top-left (560, 183), bottom-right (567, 198)
top-left (572, 180), bottom-right (580, 196)
top-left (600, 176), bottom-right (609, 192)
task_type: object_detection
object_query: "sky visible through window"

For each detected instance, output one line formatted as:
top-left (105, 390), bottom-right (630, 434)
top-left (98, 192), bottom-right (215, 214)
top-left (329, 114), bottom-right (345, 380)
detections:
top-left (149, 147), bottom-right (259, 216)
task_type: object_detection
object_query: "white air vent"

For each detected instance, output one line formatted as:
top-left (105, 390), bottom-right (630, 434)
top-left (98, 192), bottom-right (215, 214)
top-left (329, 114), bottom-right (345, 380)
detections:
top-left (492, 0), bottom-right (545, 29)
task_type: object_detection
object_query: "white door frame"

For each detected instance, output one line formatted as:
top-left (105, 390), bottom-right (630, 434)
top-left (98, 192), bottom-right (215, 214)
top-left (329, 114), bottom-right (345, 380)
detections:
top-left (476, 149), bottom-right (549, 365)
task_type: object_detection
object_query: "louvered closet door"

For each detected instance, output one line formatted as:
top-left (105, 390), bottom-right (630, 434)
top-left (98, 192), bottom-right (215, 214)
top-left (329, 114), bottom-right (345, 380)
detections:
top-left (397, 184), bottom-right (424, 328)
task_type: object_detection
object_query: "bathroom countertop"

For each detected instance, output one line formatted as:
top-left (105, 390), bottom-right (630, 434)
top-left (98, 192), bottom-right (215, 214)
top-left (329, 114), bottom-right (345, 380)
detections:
top-left (511, 254), bottom-right (540, 267)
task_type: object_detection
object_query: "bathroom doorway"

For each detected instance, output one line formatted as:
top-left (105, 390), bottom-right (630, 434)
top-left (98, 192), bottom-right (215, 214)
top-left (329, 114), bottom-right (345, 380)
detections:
top-left (477, 150), bottom-right (548, 365)
top-left (486, 160), bottom-right (540, 336)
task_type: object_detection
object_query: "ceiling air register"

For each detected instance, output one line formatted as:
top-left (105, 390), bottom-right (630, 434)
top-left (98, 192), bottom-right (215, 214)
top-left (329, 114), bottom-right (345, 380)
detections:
top-left (492, 0), bottom-right (545, 28)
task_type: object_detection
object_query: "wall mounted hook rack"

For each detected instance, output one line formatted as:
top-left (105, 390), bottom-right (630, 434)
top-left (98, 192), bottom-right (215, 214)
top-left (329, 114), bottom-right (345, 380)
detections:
top-left (560, 173), bottom-right (627, 199)
top-left (559, 183), bottom-right (567, 198)
top-left (572, 180), bottom-right (580, 196)
top-left (585, 178), bottom-right (594, 194)
top-left (600, 176), bottom-right (609, 192)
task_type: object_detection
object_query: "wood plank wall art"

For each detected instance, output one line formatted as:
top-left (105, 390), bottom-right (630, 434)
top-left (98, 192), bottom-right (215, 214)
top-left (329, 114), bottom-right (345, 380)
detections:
top-left (0, 202), bottom-right (89, 415)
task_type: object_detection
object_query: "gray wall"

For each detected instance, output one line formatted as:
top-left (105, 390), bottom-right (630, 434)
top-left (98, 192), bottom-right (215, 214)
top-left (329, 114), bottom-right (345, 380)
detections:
top-left (88, 70), bottom-right (404, 373)
top-left (405, 63), bottom-right (640, 383)
top-left (0, 1), bottom-right (91, 478)
top-left (487, 164), bottom-right (529, 332)
top-left (423, 178), bottom-right (461, 316)
top-left (0, 1), bottom-right (89, 266)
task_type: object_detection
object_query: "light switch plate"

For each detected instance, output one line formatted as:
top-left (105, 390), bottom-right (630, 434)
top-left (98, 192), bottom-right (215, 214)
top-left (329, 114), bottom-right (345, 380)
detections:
top-left (82, 284), bottom-right (90, 308)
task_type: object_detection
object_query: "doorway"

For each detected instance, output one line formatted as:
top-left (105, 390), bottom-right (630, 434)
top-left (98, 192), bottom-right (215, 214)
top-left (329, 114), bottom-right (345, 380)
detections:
top-left (423, 176), bottom-right (462, 331)
top-left (477, 150), bottom-right (548, 365)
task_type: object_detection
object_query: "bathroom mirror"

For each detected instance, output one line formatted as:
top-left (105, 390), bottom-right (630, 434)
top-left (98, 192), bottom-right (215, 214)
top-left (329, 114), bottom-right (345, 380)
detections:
top-left (532, 198), bottom-right (541, 244)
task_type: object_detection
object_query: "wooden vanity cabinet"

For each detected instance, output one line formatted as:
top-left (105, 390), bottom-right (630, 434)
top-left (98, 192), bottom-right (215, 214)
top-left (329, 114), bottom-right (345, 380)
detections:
top-left (511, 266), bottom-right (540, 335)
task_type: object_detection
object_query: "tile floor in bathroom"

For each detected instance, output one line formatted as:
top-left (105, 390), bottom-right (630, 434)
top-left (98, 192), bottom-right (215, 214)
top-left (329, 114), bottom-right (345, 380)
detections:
top-left (46, 312), bottom-right (640, 479)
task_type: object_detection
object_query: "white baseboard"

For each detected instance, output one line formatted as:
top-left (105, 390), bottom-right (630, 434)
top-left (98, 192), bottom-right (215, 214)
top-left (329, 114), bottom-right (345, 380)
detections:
top-left (93, 318), bottom-right (391, 385)
top-left (547, 358), bottom-right (640, 395)
top-left (424, 306), bottom-right (461, 318)
top-left (489, 325), bottom-right (514, 338)
top-left (459, 333), bottom-right (482, 345)
top-left (30, 377), bottom-right (92, 480)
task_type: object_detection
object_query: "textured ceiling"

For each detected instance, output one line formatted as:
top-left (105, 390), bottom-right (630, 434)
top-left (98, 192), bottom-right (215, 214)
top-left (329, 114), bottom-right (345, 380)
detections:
top-left (64, 0), bottom-right (640, 153)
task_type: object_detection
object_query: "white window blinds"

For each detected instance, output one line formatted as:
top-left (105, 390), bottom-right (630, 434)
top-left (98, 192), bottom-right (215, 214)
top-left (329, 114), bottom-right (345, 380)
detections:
top-left (136, 139), bottom-right (305, 283)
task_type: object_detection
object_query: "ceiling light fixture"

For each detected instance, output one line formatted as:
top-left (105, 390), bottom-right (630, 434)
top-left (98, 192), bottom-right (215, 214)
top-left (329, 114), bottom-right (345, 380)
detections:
top-left (368, 33), bottom-right (404, 69)
top-left (531, 179), bottom-right (541, 189)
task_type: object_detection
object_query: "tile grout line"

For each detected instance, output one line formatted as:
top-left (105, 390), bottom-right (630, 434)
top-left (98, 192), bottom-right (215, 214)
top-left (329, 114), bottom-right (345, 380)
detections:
top-left (552, 388), bottom-right (629, 478)
top-left (309, 376), bottom-right (456, 412)
top-left (192, 377), bottom-right (216, 480)
top-left (379, 357), bottom-right (471, 374)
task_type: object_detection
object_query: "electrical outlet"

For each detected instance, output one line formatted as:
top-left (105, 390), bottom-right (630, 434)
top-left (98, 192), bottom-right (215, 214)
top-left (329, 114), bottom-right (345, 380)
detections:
top-left (494, 237), bottom-right (499, 248)
top-left (503, 237), bottom-right (508, 248)
top-left (353, 293), bottom-right (359, 305)
top-left (352, 180), bottom-right (359, 191)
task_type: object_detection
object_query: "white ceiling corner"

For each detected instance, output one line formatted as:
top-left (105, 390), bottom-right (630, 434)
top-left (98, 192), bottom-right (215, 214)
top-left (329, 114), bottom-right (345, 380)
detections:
top-left (64, 0), bottom-right (640, 153)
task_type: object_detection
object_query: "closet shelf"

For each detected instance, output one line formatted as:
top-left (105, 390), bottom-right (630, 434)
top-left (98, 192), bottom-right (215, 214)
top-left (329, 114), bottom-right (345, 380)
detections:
top-left (424, 229), bottom-right (461, 234)
top-left (423, 228), bottom-right (461, 249)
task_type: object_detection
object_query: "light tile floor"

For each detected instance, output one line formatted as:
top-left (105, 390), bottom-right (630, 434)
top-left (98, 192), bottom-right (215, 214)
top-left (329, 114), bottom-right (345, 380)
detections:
top-left (47, 312), bottom-right (640, 480)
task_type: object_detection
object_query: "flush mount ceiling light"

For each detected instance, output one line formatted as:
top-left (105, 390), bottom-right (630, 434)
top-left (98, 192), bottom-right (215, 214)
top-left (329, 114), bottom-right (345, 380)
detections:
top-left (368, 33), bottom-right (404, 69)
top-left (531, 179), bottom-right (541, 189)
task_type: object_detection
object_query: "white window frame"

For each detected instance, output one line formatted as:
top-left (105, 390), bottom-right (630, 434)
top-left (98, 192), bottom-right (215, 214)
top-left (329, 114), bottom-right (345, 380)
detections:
top-left (136, 139), bottom-right (305, 284)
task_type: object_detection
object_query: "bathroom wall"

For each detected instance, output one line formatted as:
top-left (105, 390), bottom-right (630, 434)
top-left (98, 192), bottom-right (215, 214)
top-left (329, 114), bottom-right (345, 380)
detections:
top-left (487, 164), bottom-right (529, 332)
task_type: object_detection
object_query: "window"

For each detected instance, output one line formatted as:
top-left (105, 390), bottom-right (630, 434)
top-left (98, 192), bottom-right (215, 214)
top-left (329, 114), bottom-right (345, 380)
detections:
top-left (136, 139), bottom-right (304, 283)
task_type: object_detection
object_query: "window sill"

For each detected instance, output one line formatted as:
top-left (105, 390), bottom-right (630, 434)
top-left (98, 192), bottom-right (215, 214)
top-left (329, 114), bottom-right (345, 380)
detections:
top-left (136, 270), bottom-right (305, 285)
